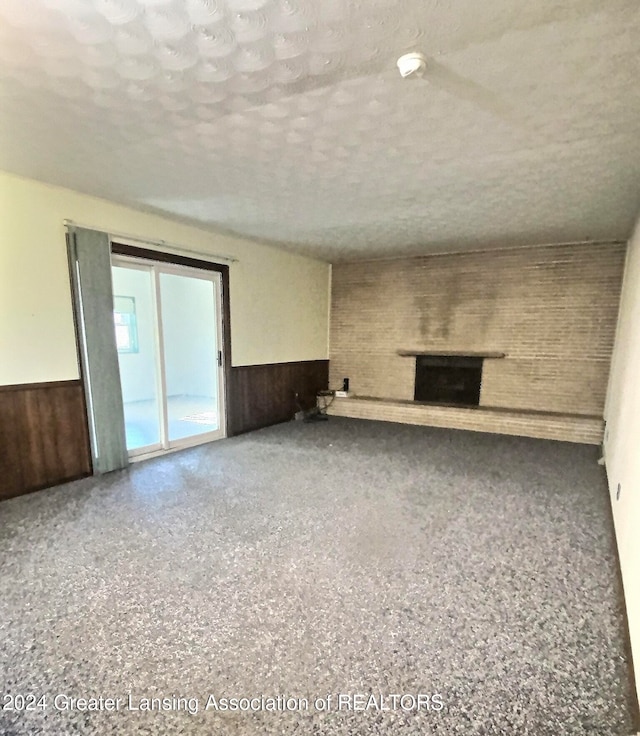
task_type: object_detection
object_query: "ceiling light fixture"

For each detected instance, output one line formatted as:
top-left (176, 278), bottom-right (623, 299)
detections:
top-left (396, 51), bottom-right (427, 79)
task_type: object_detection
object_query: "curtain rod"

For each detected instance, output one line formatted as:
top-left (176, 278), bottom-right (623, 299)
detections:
top-left (63, 219), bottom-right (239, 264)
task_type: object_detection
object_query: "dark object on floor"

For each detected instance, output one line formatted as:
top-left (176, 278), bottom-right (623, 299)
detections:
top-left (304, 407), bottom-right (329, 422)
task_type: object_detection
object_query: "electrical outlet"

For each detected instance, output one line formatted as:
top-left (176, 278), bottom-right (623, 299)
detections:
top-left (335, 390), bottom-right (351, 398)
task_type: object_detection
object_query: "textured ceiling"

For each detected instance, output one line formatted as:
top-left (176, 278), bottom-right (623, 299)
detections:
top-left (1, 0), bottom-right (639, 261)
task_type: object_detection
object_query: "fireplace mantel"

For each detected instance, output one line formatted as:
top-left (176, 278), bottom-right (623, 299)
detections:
top-left (397, 350), bottom-right (506, 358)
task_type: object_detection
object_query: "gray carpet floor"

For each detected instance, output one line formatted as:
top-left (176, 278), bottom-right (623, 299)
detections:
top-left (0, 417), bottom-right (637, 735)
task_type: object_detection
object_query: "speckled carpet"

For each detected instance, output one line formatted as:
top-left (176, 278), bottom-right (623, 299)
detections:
top-left (0, 418), bottom-right (637, 735)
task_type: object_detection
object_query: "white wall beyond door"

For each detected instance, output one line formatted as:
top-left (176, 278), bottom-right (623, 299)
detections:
top-left (160, 271), bottom-right (217, 400)
top-left (604, 211), bottom-right (640, 702)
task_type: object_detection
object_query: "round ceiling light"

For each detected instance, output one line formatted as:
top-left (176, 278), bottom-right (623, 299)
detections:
top-left (397, 51), bottom-right (427, 78)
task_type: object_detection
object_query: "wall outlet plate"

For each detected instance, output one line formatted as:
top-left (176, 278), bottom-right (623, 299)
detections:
top-left (335, 390), bottom-right (352, 398)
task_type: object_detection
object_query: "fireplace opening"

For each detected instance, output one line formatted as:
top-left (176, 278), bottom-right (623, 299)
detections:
top-left (414, 355), bottom-right (482, 406)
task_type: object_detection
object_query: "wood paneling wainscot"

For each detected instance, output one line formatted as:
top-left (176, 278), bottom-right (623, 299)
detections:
top-left (228, 360), bottom-right (329, 435)
top-left (0, 380), bottom-right (92, 501)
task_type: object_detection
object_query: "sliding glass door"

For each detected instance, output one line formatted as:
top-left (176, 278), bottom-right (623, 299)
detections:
top-left (111, 256), bottom-right (226, 457)
top-left (112, 262), bottom-right (162, 452)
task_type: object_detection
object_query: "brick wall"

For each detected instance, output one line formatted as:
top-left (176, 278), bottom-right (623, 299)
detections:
top-left (329, 242), bottom-right (626, 440)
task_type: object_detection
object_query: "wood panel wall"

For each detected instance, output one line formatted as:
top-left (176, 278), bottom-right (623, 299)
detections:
top-left (0, 380), bottom-right (92, 501)
top-left (0, 362), bottom-right (328, 500)
top-left (228, 360), bottom-right (329, 435)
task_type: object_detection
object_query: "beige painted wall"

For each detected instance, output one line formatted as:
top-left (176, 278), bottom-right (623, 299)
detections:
top-left (0, 170), bottom-right (330, 385)
top-left (604, 213), bottom-right (640, 701)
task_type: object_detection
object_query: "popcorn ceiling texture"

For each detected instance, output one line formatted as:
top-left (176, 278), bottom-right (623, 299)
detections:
top-left (0, 418), bottom-right (636, 735)
top-left (329, 242), bottom-right (626, 442)
top-left (0, 0), bottom-right (639, 260)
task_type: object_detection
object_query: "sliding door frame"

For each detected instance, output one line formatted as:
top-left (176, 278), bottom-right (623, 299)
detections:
top-left (111, 241), bottom-right (232, 441)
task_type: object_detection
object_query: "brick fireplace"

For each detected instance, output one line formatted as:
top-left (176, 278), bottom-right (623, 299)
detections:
top-left (328, 242), bottom-right (626, 444)
top-left (414, 355), bottom-right (483, 405)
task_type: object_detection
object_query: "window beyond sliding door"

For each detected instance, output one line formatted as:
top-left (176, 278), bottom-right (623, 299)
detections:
top-left (112, 263), bottom-right (162, 453)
